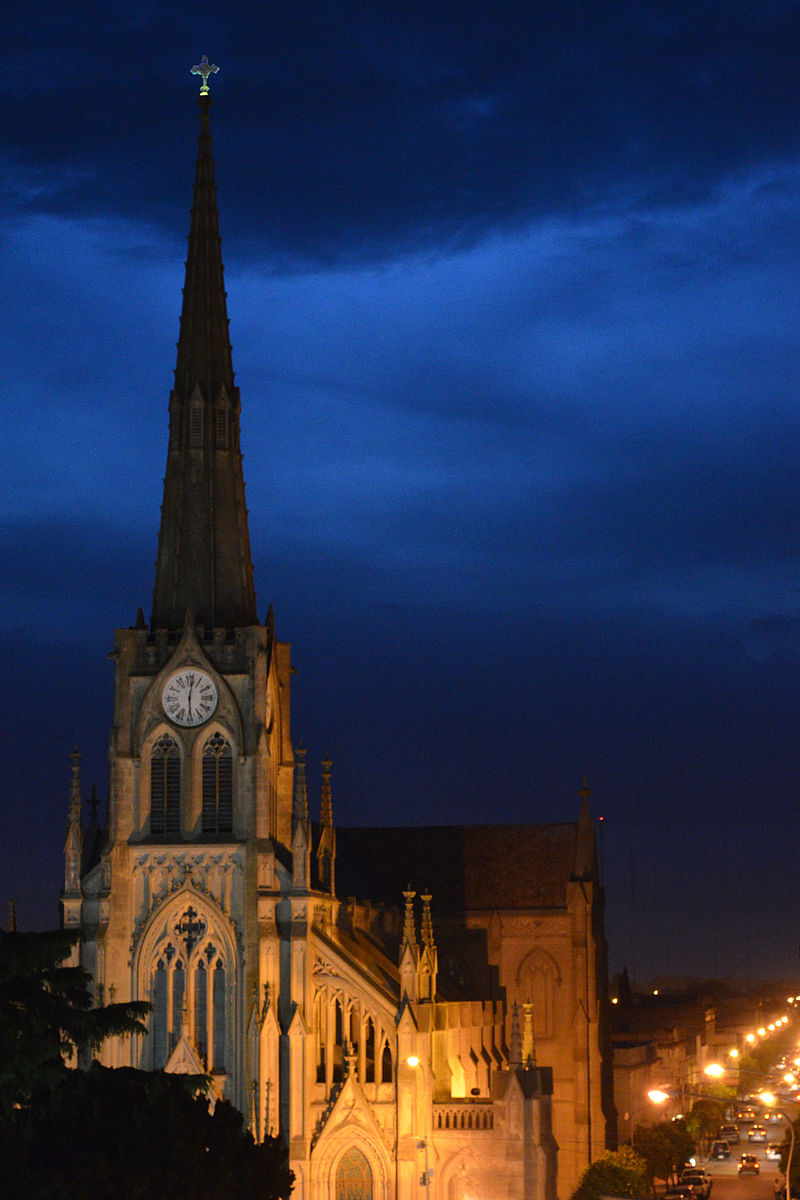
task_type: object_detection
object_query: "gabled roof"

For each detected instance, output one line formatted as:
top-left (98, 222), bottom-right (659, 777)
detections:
top-left (333, 822), bottom-right (581, 912)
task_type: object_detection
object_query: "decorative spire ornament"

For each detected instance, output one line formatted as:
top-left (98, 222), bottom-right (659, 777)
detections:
top-left (191, 54), bottom-right (219, 96)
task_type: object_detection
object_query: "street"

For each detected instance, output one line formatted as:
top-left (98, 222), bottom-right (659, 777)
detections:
top-left (699, 1144), bottom-right (781, 1200)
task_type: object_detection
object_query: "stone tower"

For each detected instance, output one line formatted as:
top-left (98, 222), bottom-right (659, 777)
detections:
top-left (65, 66), bottom-right (294, 1113)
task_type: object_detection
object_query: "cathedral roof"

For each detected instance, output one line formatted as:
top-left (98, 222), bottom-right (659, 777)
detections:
top-left (333, 822), bottom-right (582, 912)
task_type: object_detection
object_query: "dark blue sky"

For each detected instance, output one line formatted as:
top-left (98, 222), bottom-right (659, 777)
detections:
top-left (3, 2), bottom-right (800, 982)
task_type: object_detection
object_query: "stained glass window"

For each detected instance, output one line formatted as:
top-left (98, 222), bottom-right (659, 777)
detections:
top-left (335, 1146), bottom-right (373, 1200)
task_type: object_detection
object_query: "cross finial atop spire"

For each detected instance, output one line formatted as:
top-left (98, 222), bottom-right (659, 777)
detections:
top-left (191, 54), bottom-right (219, 96)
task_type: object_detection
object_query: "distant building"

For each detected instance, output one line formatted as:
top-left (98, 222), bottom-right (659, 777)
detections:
top-left (61, 70), bottom-right (613, 1200)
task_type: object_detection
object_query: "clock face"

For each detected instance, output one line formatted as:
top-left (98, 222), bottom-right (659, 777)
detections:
top-left (162, 668), bottom-right (218, 727)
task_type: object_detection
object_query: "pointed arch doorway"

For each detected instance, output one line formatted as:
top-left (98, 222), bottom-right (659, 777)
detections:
top-left (335, 1146), bottom-right (373, 1200)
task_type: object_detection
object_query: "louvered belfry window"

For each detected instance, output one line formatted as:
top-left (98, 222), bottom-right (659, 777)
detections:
top-left (150, 734), bottom-right (181, 836)
top-left (202, 732), bottom-right (233, 833)
top-left (190, 402), bottom-right (203, 447)
top-left (215, 407), bottom-right (228, 449)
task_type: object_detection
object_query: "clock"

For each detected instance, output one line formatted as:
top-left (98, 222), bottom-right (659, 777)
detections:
top-left (162, 668), bottom-right (218, 727)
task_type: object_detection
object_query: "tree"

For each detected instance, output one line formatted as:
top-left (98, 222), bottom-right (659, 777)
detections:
top-left (634, 1121), bottom-right (695, 1190)
top-left (684, 1098), bottom-right (726, 1145)
top-left (571, 1145), bottom-right (647, 1200)
top-left (0, 1062), bottom-right (294, 1199)
top-left (0, 928), bottom-right (294, 1198)
top-left (0, 928), bottom-right (149, 1116)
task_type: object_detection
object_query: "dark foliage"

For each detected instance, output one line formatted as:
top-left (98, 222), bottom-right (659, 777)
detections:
top-left (1, 1063), bottom-right (293, 1199)
top-left (0, 928), bottom-right (148, 1116)
top-left (0, 929), bottom-right (293, 1198)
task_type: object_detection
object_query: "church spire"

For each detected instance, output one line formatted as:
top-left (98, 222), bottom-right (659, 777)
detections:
top-left (63, 746), bottom-right (83, 901)
top-left (151, 60), bottom-right (258, 631)
top-left (316, 757), bottom-right (336, 894)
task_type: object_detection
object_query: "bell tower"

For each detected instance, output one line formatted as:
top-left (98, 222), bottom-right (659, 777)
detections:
top-left (70, 60), bottom-right (295, 1111)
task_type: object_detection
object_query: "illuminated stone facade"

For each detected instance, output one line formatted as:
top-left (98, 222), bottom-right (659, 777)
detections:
top-left (62, 86), bottom-right (613, 1200)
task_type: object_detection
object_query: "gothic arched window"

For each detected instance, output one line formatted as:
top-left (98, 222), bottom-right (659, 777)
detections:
top-left (380, 1040), bottom-right (392, 1084)
top-left (150, 734), bottom-right (180, 837)
top-left (336, 1147), bottom-right (373, 1200)
top-left (332, 997), bottom-right (344, 1083)
top-left (202, 733), bottom-right (233, 834)
top-left (194, 959), bottom-right (207, 1062)
top-left (153, 959), bottom-right (167, 1067)
top-left (364, 1018), bottom-right (375, 1083)
top-left (212, 960), bottom-right (226, 1070)
top-left (146, 912), bottom-right (231, 1074)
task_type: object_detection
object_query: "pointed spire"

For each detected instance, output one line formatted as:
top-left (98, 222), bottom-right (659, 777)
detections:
top-left (81, 785), bottom-right (104, 876)
top-left (399, 889), bottom-right (419, 1003)
top-left (418, 892), bottom-right (438, 1002)
top-left (292, 746), bottom-right (311, 889)
top-left (63, 746), bottom-right (83, 897)
top-left (522, 1001), bottom-right (537, 1067)
top-left (68, 744), bottom-right (82, 825)
top-left (420, 892), bottom-right (435, 949)
top-left (320, 756), bottom-right (332, 827)
top-left (151, 68), bottom-right (258, 631)
top-left (293, 746), bottom-right (309, 827)
top-left (316, 757), bottom-right (336, 894)
top-left (401, 889), bottom-right (417, 951)
top-left (509, 1001), bottom-right (522, 1066)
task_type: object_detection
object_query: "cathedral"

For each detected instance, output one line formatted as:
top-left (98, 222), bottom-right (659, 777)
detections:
top-left (61, 63), bottom-right (614, 1200)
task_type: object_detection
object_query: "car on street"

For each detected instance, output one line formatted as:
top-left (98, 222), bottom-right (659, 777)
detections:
top-left (767, 1144), bottom-right (784, 1161)
top-left (680, 1168), bottom-right (712, 1197)
top-left (739, 1154), bottom-right (760, 1175)
top-left (737, 1106), bottom-right (758, 1121)
top-left (710, 1141), bottom-right (731, 1160)
top-left (664, 1188), bottom-right (694, 1200)
top-left (719, 1124), bottom-right (740, 1143)
top-left (749, 1123), bottom-right (767, 1142)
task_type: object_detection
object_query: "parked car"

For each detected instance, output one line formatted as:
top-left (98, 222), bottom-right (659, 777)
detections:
top-left (719, 1124), bottom-right (740, 1143)
top-left (750, 1123), bottom-right (767, 1142)
top-left (739, 1154), bottom-right (760, 1175)
top-left (664, 1188), bottom-right (694, 1200)
top-left (680, 1168), bottom-right (712, 1197)
top-left (710, 1141), bottom-right (731, 1160)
